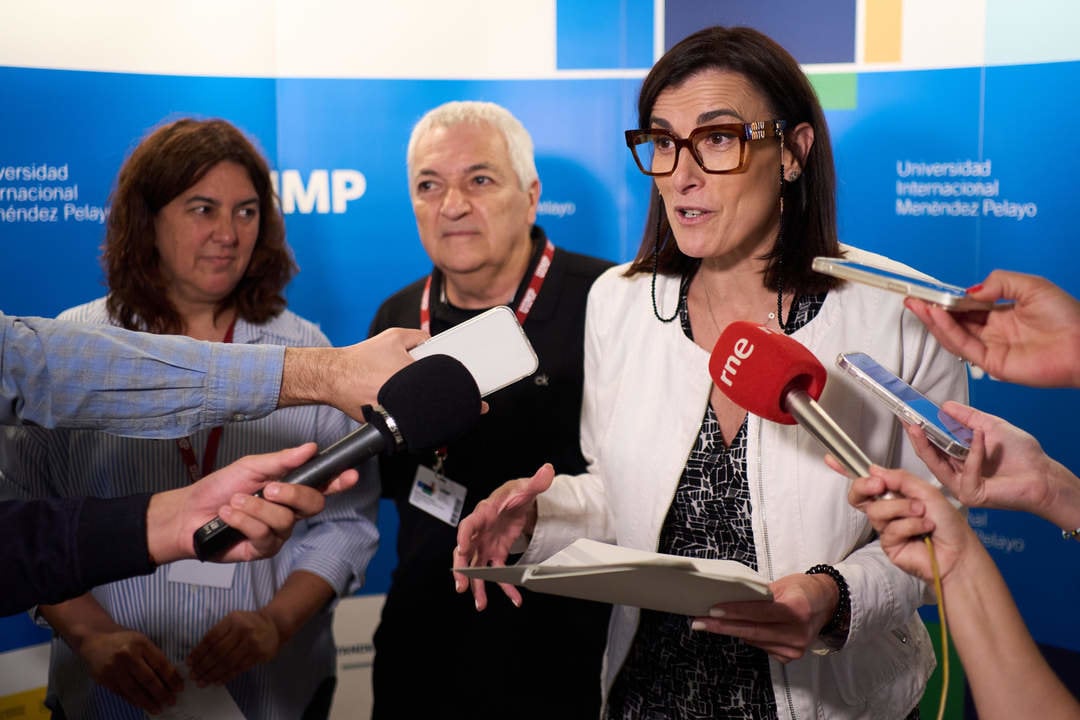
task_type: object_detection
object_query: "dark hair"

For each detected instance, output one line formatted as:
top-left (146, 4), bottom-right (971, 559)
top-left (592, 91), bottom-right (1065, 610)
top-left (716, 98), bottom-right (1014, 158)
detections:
top-left (625, 26), bottom-right (841, 293)
top-left (103, 118), bottom-right (295, 334)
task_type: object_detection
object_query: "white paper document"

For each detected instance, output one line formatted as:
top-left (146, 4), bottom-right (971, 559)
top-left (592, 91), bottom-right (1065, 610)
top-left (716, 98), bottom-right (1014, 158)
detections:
top-left (456, 538), bottom-right (772, 616)
top-left (152, 668), bottom-right (245, 720)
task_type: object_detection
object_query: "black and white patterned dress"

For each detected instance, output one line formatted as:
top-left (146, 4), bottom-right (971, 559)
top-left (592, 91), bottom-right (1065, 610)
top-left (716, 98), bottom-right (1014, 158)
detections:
top-left (606, 279), bottom-right (825, 720)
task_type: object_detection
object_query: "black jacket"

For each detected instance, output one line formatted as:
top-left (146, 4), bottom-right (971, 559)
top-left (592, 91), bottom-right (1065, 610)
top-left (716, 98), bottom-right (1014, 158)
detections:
top-left (368, 227), bottom-right (614, 719)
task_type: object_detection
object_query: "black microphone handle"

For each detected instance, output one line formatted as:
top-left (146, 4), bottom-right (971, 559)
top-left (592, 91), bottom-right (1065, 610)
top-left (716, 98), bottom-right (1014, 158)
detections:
top-left (193, 423), bottom-right (390, 561)
top-left (273, 423), bottom-right (389, 488)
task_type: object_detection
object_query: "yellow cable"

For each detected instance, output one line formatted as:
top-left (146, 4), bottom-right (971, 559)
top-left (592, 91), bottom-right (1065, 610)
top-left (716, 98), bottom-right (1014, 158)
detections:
top-left (925, 535), bottom-right (949, 720)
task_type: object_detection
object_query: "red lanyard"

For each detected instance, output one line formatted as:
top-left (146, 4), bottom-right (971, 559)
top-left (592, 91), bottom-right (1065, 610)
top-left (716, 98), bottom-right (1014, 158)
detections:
top-left (419, 238), bottom-right (555, 333)
top-left (176, 317), bottom-right (236, 482)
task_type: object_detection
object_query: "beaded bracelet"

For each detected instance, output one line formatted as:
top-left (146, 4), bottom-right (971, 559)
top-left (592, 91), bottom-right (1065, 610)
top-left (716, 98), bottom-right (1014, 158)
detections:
top-left (806, 564), bottom-right (851, 650)
top-left (1063, 527), bottom-right (1080, 542)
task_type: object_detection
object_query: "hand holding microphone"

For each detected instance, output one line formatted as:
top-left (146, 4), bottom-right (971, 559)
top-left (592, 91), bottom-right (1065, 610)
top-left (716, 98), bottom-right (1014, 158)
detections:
top-left (193, 354), bottom-right (482, 560)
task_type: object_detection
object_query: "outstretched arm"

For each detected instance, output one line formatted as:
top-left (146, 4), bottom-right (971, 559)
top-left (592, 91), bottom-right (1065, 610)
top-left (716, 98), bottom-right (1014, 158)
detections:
top-left (0, 312), bottom-right (428, 436)
top-left (0, 443), bottom-right (357, 616)
top-left (850, 467), bottom-right (1080, 720)
top-left (279, 326), bottom-right (428, 421)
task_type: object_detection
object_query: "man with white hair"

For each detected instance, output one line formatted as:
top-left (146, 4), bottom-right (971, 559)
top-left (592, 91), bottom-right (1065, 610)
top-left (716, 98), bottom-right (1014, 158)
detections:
top-left (367, 101), bottom-right (613, 719)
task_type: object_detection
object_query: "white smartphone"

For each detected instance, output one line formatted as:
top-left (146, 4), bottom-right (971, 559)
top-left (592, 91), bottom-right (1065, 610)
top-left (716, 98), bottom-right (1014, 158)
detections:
top-left (408, 305), bottom-right (539, 397)
top-left (837, 352), bottom-right (972, 459)
top-left (812, 256), bottom-right (1003, 311)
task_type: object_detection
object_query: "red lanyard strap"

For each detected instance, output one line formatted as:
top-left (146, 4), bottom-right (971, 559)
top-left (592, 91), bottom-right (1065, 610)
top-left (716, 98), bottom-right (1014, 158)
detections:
top-left (420, 239), bottom-right (555, 333)
top-left (176, 429), bottom-right (223, 483)
top-left (175, 317), bottom-right (236, 482)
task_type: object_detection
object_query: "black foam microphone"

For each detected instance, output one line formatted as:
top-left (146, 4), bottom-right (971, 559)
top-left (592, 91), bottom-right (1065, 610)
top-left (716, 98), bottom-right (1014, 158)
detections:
top-left (193, 354), bottom-right (481, 560)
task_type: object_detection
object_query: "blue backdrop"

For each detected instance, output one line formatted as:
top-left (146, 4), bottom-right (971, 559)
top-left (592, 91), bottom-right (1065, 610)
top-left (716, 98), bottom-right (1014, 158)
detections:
top-left (2, 3), bottom-right (1078, 693)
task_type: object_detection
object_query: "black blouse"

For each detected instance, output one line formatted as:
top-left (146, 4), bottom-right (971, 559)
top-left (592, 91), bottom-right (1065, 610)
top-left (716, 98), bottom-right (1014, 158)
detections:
top-left (607, 280), bottom-right (825, 720)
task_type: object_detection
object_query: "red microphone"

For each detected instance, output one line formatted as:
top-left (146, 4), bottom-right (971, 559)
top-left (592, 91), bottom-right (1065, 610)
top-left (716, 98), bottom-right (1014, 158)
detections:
top-left (710, 321), bottom-right (872, 477)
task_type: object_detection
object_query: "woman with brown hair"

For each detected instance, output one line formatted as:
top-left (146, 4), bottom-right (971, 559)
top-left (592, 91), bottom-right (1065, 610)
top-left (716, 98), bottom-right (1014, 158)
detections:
top-left (11, 118), bottom-right (374, 719)
top-left (455, 26), bottom-right (968, 719)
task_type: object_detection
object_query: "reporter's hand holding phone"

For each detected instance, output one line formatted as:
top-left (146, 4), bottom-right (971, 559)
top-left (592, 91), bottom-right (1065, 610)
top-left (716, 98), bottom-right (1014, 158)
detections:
top-left (409, 306), bottom-right (538, 397)
top-left (905, 401), bottom-right (1080, 533)
top-left (903, 269), bottom-right (1080, 388)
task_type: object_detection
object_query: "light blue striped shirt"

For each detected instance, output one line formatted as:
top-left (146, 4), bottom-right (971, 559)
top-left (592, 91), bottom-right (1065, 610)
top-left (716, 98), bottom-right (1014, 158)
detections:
top-left (0, 310), bottom-right (283, 437)
top-left (3, 299), bottom-right (378, 720)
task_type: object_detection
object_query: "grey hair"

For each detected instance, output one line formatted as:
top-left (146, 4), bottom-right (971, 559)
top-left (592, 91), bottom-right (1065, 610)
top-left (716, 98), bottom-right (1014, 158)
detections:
top-left (406, 101), bottom-right (538, 191)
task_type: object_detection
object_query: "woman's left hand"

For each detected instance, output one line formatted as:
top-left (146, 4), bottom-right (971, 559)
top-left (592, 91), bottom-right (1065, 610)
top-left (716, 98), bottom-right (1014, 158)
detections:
top-left (453, 463), bottom-right (554, 610)
top-left (691, 572), bottom-right (838, 663)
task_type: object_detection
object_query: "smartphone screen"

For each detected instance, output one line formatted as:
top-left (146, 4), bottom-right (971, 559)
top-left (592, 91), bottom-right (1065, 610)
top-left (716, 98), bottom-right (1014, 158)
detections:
top-left (409, 305), bottom-right (539, 397)
top-left (837, 352), bottom-right (972, 458)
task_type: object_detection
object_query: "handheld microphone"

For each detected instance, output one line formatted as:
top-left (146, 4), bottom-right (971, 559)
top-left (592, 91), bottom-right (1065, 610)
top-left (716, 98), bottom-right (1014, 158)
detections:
top-left (193, 354), bottom-right (482, 560)
top-left (709, 321), bottom-right (872, 477)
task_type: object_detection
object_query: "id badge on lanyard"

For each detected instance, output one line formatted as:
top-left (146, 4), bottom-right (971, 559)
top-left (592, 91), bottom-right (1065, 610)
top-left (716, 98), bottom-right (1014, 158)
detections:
top-left (408, 451), bottom-right (468, 527)
top-left (411, 240), bottom-right (553, 525)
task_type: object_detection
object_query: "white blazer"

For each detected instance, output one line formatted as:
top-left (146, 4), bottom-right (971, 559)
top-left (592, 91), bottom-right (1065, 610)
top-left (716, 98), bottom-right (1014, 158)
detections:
top-left (522, 245), bottom-right (969, 719)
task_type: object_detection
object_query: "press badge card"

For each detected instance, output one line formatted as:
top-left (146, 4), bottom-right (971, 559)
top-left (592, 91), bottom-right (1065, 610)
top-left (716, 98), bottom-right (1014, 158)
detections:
top-left (409, 465), bottom-right (467, 526)
top-left (167, 558), bottom-right (236, 589)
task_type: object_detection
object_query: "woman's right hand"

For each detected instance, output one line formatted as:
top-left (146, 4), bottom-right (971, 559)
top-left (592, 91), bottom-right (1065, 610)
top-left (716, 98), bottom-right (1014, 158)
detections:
top-left (453, 463), bottom-right (555, 610)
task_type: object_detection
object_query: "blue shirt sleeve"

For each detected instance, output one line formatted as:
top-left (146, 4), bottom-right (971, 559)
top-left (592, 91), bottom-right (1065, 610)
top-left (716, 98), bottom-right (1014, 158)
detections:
top-left (0, 312), bottom-right (284, 438)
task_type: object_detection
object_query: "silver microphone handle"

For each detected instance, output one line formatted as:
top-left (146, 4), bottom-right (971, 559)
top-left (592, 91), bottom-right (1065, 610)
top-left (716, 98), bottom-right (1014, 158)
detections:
top-left (783, 389), bottom-right (873, 478)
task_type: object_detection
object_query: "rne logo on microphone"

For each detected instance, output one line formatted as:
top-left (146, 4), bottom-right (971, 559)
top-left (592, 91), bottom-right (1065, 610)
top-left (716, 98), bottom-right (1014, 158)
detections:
top-left (716, 337), bottom-right (754, 387)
